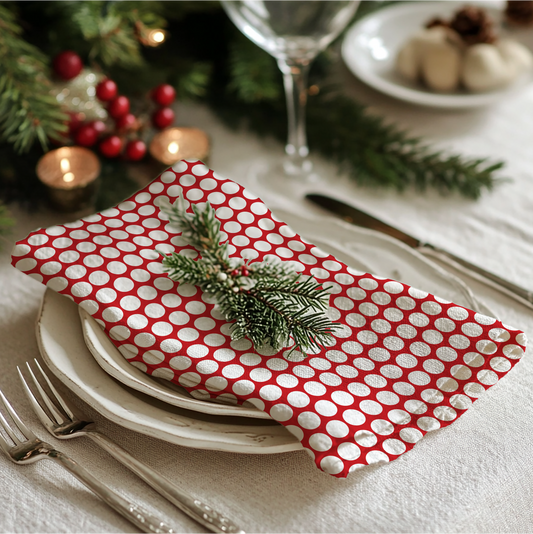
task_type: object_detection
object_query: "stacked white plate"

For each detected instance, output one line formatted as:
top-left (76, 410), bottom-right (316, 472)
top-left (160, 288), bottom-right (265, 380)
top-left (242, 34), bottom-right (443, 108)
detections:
top-left (36, 209), bottom-right (492, 454)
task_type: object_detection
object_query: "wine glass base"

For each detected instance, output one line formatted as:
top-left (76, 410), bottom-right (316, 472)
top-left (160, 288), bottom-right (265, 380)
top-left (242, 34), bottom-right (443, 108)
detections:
top-left (247, 159), bottom-right (321, 201)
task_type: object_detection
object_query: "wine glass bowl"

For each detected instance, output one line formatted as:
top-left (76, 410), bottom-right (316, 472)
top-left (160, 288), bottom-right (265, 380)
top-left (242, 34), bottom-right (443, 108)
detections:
top-left (223, 1), bottom-right (358, 62)
top-left (222, 0), bottom-right (360, 186)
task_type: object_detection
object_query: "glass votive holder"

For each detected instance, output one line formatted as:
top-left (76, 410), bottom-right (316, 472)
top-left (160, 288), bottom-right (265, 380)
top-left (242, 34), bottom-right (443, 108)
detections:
top-left (149, 127), bottom-right (210, 166)
top-left (36, 146), bottom-right (100, 212)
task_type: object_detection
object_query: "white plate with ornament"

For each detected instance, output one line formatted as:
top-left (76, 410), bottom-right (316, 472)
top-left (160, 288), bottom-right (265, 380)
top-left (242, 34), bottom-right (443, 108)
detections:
top-left (342, 1), bottom-right (533, 108)
top-left (58, 210), bottom-right (496, 438)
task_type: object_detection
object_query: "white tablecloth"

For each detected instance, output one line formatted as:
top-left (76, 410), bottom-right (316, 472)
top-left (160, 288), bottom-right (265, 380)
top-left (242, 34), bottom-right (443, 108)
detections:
top-left (2, 35), bottom-right (533, 534)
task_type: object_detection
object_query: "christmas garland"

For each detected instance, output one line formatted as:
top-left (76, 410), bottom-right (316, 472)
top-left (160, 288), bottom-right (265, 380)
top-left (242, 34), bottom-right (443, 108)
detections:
top-left (159, 196), bottom-right (338, 357)
top-left (0, 0), bottom-right (507, 234)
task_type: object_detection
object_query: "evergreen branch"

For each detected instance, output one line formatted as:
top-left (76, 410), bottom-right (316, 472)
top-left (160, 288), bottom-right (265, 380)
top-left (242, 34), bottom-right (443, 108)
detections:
top-left (175, 61), bottom-right (212, 100)
top-left (87, 15), bottom-right (144, 68)
top-left (228, 33), bottom-right (281, 103)
top-left (58, 1), bottom-right (167, 68)
top-left (161, 253), bottom-right (214, 288)
top-left (160, 195), bottom-right (232, 269)
top-left (236, 284), bottom-right (336, 355)
top-left (253, 276), bottom-right (331, 313)
top-left (308, 89), bottom-right (504, 198)
top-left (0, 4), bottom-right (67, 153)
top-left (159, 197), bottom-right (339, 356)
top-left (248, 259), bottom-right (297, 280)
top-left (209, 85), bottom-right (504, 199)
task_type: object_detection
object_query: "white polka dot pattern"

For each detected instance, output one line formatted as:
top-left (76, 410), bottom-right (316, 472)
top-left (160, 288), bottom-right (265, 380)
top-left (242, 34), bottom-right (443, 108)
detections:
top-left (10, 159), bottom-right (527, 478)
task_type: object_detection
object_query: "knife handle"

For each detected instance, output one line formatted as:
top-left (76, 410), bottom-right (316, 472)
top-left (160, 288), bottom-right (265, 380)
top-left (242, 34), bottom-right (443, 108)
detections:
top-left (419, 245), bottom-right (533, 311)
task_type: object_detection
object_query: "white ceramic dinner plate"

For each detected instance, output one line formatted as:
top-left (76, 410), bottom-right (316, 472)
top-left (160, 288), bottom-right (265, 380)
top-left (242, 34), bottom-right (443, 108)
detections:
top-left (37, 288), bottom-right (300, 453)
top-left (36, 210), bottom-right (493, 453)
top-left (342, 1), bottom-right (533, 108)
top-left (80, 307), bottom-right (271, 419)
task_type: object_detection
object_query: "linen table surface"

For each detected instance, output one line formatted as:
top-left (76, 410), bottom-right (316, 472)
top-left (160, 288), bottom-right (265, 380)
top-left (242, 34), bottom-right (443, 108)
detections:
top-left (1, 71), bottom-right (533, 531)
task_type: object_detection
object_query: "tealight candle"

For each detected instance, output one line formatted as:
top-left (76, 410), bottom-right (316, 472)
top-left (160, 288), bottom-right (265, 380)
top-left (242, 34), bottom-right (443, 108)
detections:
top-left (36, 146), bottom-right (100, 212)
top-left (149, 127), bottom-right (210, 166)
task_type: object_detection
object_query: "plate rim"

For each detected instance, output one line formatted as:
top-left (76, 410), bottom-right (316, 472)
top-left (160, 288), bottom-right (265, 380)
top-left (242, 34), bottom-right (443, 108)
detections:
top-left (36, 288), bottom-right (302, 454)
top-left (80, 307), bottom-right (271, 420)
top-left (342, 1), bottom-right (528, 109)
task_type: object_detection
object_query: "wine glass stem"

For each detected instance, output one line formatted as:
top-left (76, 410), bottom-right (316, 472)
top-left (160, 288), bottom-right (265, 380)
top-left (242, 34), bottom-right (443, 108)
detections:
top-left (278, 58), bottom-right (313, 176)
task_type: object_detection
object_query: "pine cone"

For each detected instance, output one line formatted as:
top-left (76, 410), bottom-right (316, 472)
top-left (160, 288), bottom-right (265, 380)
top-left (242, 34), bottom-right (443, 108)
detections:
top-left (450, 6), bottom-right (497, 45)
top-left (506, 1), bottom-right (533, 25)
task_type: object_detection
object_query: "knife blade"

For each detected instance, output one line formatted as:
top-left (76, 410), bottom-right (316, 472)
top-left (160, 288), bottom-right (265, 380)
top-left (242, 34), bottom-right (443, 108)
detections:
top-left (306, 193), bottom-right (533, 310)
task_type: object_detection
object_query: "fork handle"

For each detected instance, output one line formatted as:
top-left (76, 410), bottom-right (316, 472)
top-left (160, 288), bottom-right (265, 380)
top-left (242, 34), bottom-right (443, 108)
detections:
top-left (49, 451), bottom-right (176, 533)
top-left (89, 432), bottom-right (245, 534)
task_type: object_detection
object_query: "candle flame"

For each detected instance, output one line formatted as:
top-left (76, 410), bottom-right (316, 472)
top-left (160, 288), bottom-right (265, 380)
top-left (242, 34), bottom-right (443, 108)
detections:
top-left (60, 158), bottom-right (70, 172)
top-left (63, 172), bottom-right (75, 183)
top-left (168, 142), bottom-right (179, 154)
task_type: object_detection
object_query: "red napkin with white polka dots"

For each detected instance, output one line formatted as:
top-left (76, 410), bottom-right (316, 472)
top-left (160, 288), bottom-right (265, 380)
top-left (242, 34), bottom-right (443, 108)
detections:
top-left (12, 160), bottom-right (527, 477)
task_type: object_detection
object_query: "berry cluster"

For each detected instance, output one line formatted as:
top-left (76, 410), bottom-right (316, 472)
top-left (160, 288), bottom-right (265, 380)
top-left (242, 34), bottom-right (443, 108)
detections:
top-left (52, 50), bottom-right (177, 162)
top-left (151, 84), bottom-right (176, 129)
top-left (94, 78), bottom-right (146, 160)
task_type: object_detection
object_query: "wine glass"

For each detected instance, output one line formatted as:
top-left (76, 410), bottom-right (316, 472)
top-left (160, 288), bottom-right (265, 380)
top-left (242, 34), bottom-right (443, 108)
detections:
top-left (221, 0), bottom-right (360, 189)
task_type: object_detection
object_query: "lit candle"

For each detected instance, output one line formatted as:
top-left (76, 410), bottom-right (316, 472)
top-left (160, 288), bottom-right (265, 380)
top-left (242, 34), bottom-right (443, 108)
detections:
top-left (149, 127), bottom-right (210, 166)
top-left (36, 146), bottom-right (101, 212)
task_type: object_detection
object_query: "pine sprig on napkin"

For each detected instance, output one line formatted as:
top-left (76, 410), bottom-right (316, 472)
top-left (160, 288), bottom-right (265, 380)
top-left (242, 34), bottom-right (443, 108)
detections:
top-left (159, 196), bottom-right (338, 356)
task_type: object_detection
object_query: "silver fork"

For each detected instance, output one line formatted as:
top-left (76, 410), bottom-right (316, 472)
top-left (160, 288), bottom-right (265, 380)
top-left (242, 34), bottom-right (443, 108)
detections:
top-left (0, 386), bottom-right (175, 533)
top-left (19, 359), bottom-right (244, 534)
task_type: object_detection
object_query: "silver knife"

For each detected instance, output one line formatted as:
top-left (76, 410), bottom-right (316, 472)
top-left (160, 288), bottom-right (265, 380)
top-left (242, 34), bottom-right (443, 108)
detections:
top-left (306, 193), bottom-right (533, 310)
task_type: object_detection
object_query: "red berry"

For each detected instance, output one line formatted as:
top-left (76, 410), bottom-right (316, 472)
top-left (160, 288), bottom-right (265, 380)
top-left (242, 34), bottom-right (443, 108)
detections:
top-left (152, 107), bottom-right (175, 129)
top-left (115, 113), bottom-right (137, 131)
top-left (152, 84), bottom-right (176, 106)
top-left (107, 96), bottom-right (130, 119)
top-left (125, 139), bottom-right (146, 161)
top-left (74, 124), bottom-right (98, 147)
top-left (99, 136), bottom-right (123, 158)
top-left (88, 120), bottom-right (107, 135)
top-left (53, 51), bottom-right (83, 80)
top-left (96, 79), bottom-right (118, 101)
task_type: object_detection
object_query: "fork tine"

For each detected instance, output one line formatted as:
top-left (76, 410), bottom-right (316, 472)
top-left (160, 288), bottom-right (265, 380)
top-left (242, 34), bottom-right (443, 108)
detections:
top-left (33, 359), bottom-right (75, 420)
top-left (0, 388), bottom-right (35, 441)
top-left (17, 366), bottom-right (62, 431)
top-left (21, 362), bottom-right (65, 425)
top-left (0, 403), bottom-right (20, 445)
